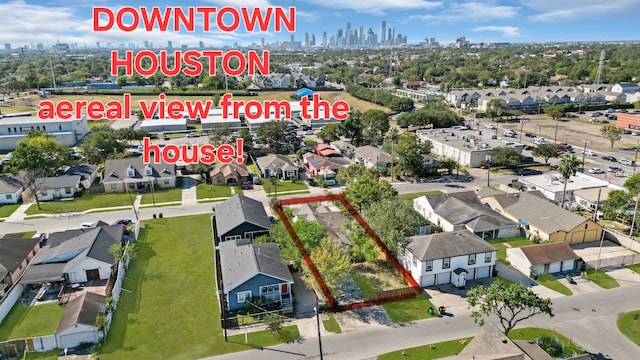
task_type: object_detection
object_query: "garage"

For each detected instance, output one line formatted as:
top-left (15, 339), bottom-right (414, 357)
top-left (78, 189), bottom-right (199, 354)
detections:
top-left (569, 229), bottom-right (598, 244)
top-left (420, 274), bottom-right (435, 287)
top-left (57, 328), bottom-right (98, 349)
top-left (436, 272), bottom-right (451, 285)
top-left (476, 266), bottom-right (491, 279)
top-left (549, 262), bottom-right (562, 273)
top-left (466, 268), bottom-right (476, 281)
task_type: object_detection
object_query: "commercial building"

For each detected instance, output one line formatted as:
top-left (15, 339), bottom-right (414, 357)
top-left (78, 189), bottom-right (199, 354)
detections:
top-left (0, 115), bottom-right (89, 151)
top-left (615, 113), bottom-right (640, 131)
top-left (416, 128), bottom-right (524, 168)
top-left (139, 118), bottom-right (187, 133)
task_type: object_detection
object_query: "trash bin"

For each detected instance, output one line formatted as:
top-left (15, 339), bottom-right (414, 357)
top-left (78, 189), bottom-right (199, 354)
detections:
top-left (153, 214), bottom-right (156, 219)
top-left (159, 213), bottom-right (163, 218)
top-left (427, 307), bottom-right (435, 315)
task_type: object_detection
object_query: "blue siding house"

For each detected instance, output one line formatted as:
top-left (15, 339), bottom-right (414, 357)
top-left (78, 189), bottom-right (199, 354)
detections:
top-left (213, 194), bottom-right (271, 244)
top-left (219, 240), bottom-right (294, 312)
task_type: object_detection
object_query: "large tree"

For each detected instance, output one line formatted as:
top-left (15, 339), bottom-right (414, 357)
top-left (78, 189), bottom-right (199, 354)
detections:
top-left (269, 215), bottom-right (327, 270)
top-left (343, 176), bottom-right (397, 212)
top-left (362, 109), bottom-right (390, 145)
top-left (600, 124), bottom-right (624, 149)
top-left (9, 130), bottom-right (70, 209)
top-left (558, 153), bottom-right (581, 209)
top-left (79, 127), bottom-right (128, 164)
top-left (341, 110), bottom-right (365, 146)
top-left (467, 281), bottom-right (554, 336)
top-left (336, 163), bottom-right (378, 185)
top-left (486, 98), bottom-right (506, 123)
top-left (316, 123), bottom-right (342, 143)
top-left (532, 143), bottom-right (560, 166)
top-left (363, 198), bottom-right (425, 255)
top-left (395, 132), bottom-right (432, 178)
top-left (306, 238), bottom-right (351, 294)
top-left (256, 121), bottom-right (299, 153)
top-left (489, 147), bottom-right (521, 166)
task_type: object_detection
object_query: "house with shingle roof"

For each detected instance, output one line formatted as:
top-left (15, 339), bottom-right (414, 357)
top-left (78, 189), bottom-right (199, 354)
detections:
top-left (413, 191), bottom-right (519, 239)
top-left (36, 175), bottom-right (81, 201)
top-left (209, 161), bottom-right (250, 185)
top-left (400, 230), bottom-right (497, 288)
top-left (255, 154), bottom-right (299, 180)
top-left (102, 158), bottom-right (176, 193)
top-left (482, 191), bottom-right (603, 244)
top-left (213, 194), bottom-right (271, 243)
top-left (219, 239), bottom-right (293, 311)
top-left (0, 234), bottom-right (41, 298)
top-left (507, 242), bottom-right (580, 278)
top-left (55, 291), bottom-right (107, 349)
top-left (64, 163), bottom-right (98, 189)
top-left (0, 176), bottom-right (24, 204)
top-left (354, 146), bottom-right (393, 169)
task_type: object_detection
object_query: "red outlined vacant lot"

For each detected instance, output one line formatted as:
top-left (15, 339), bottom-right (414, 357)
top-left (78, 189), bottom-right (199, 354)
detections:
top-left (273, 194), bottom-right (421, 312)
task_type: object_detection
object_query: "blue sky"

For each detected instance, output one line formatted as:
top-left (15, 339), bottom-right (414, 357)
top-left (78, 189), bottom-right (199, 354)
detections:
top-left (1, 0), bottom-right (639, 48)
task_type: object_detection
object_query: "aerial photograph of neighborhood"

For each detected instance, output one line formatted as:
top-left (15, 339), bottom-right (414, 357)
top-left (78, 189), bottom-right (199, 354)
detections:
top-left (1, 0), bottom-right (640, 359)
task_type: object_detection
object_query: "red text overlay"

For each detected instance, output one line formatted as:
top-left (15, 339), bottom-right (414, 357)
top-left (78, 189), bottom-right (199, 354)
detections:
top-left (142, 137), bottom-right (243, 165)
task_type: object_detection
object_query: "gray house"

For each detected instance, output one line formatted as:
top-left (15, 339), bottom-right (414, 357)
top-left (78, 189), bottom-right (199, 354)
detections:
top-left (255, 154), bottom-right (299, 180)
top-left (36, 175), bottom-right (82, 201)
top-left (213, 194), bottom-right (271, 243)
top-left (64, 164), bottom-right (99, 189)
top-left (354, 146), bottom-right (393, 169)
top-left (0, 176), bottom-right (24, 204)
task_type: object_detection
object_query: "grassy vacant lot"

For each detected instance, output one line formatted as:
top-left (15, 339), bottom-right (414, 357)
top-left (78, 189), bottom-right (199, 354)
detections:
top-left (140, 187), bottom-right (182, 205)
top-left (322, 313), bottom-right (342, 333)
top-left (377, 337), bottom-right (473, 360)
top-left (487, 237), bottom-right (533, 264)
top-left (398, 191), bottom-right (443, 207)
top-left (262, 179), bottom-right (308, 194)
top-left (509, 327), bottom-right (585, 356)
top-left (382, 295), bottom-right (437, 323)
top-left (196, 183), bottom-right (232, 200)
top-left (536, 274), bottom-right (573, 296)
top-left (97, 215), bottom-right (298, 359)
top-left (0, 203), bottom-right (21, 217)
top-left (25, 192), bottom-right (132, 214)
top-left (585, 269), bottom-right (620, 289)
top-left (0, 302), bottom-right (65, 341)
top-left (617, 310), bottom-right (640, 347)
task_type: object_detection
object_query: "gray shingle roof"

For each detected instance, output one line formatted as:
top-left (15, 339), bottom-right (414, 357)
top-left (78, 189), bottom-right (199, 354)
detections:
top-left (219, 240), bottom-right (293, 292)
top-left (421, 191), bottom-right (516, 230)
top-left (256, 154), bottom-right (298, 172)
top-left (406, 231), bottom-right (496, 261)
top-left (354, 146), bottom-right (392, 164)
top-left (33, 225), bottom-right (122, 266)
top-left (64, 163), bottom-right (97, 178)
top-left (214, 194), bottom-right (271, 237)
top-left (56, 292), bottom-right (107, 333)
top-left (0, 176), bottom-right (24, 193)
top-left (36, 175), bottom-right (80, 190)
top-left (0, 235), bottom-right (40, 274)
top-left (102, 158), bottom-right (175, 182)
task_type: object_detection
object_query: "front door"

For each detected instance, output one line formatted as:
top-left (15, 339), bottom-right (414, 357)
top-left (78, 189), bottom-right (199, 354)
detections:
top-left (281, 283), bottom-right (288, 294)
top-left (85, 269), bottom-right (100, 281)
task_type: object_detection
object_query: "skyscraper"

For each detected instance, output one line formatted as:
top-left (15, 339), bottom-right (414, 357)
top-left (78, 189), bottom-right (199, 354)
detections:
top-left (321, 31), bottom-right (327, 47)
top-left (381, 21), bottom-right (386, 45)
top-left (167, 41), bottom-right (172, 49)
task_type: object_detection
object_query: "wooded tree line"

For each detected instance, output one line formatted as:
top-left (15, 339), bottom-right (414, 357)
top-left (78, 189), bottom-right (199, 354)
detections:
top-left (345, 83), bottom-right (415, 112)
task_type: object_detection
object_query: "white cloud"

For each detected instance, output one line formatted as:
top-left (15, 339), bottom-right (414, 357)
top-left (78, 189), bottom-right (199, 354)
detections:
top-left (471, 25), bottom-right (520, 37)
top-left (524, 0), bottom-right (640, 22)
top-left (301, 0), bottom-right (443, 16)
top-left (407, 1), bottom-right (519, 23)
top-left (206, 0), bottom-right (276, 7)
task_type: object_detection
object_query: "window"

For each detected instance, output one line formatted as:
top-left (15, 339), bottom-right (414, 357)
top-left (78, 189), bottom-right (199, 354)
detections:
top-left (127, 166), bottom-right (135, 177)
top-left (145, 165), bottom-right (153, 176)
top-left (5, 194), bottom-right (12, 200)
top-left (426, 260), bottom-right (433, 272)
top-left (485, 252), bottom-right (492, 263)
top-left (237, 290), bottom-right (251, 303)
top-left (163, 179), bottom-right (170, 185)
top-left (468, 254), bottom-right (476, 265)
top-left (225, 235), bottom-right (242, 241)
top-left (443, 257), bottom-right (451, 269)
top-left (412, 253), bottom-right (417, 267)
top-left (110, 184), bottom-right (117, 190)
top-left (261, 285), bottom-right (279, 294)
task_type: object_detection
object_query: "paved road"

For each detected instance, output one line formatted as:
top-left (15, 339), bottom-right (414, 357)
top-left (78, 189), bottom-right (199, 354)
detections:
top-left (206, 284), bottom-right (640, 360)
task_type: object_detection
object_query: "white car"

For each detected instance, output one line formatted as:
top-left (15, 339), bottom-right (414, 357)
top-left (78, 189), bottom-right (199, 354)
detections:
top-left (80, 222), bottom-right (94, 229)
top-left (581, 150), bottom-right (597, 156)
top-left (186, 132), bottom-right (199, 138)
top-left (484, 124), bottom-right (496, 129)
top-left (533, 137), bottom-right (546, 145)
top-left (589, 168), bottom-right (605, 174)
top-left (619, 159), bottom-right (635, 166)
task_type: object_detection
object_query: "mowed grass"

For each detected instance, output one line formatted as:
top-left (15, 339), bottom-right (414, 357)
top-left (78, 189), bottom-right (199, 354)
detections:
top-left (262, 179), bottom-right (308, 194)
top-left (0, 302), bottom-right (65, 341)
top-left (585, 269), bottom-right (620, 289)
top-left (196, 183), bottom-right (232, 199)
top-left (627, 263), bottom-right (640, 275)
top-left (487, 236), bottom-right (533, 264)
top-left (617, 310), bottom-right (640, 347)
top-left (377, 337), bottom-right (473, 360)
top-left (25, 192), bottom-right (132, 214)
top-left (322, 313), bottom-right (342, 333)
top-left (509, 327), bottom-right (584, 356)
top-left (97, 215), bottom-right (298, 359)
top-left (398, 191), bottom-right (443, 207)
top-left (536, 274), bottom-right (573, 296)
top-left (140, 187), bottom-right (182, 204)
top-left (383, 295), bottom-right (438, 323)
top-left (0, 203), bottom-right (21, 217)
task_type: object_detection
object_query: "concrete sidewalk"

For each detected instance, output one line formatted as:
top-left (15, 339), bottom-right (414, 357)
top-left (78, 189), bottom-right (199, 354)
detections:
top-left (4, 202), bottom-right (33, 222)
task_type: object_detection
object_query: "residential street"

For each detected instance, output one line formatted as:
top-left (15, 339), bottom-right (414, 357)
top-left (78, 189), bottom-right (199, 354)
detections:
top-left (206, 284), bottom-right (640, 360)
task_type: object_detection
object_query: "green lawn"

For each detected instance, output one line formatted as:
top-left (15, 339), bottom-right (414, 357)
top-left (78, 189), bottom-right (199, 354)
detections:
top-left (0, 203), bottom-right (21, 217)
top-left (487, 237), bottom-right (532, 264)
top-left (627, 263), bottom-right (640, 275)
top-left (509, 327), bottom-right (585, 356)
top-left (398, 191), bottom-right (443, 207)
top-left (322, 313), bottom-right (342, 333)
top-left (97, 215), bottom-right (298, 359)
top-left (88, 119), bottom-right (112, 129)
top-left (536, 274), bottom-right (573, 296)
top-left (262, 179), bottom-right (308, 194)
top-left (617, 310), bottom-right (640, 347)
top-left (0, 302), bottom-right (65, 341)
top-left (140, 187), bottom-right (182, 205)
top-left (25, 192), bottom-right (132, 214)
top-left (382, 295), bottom-right (438, 323)
top-left (377, 337), bottom-right (473, 360)
top-left (585, 269), bottom-right (620, 289)
top-left (196, 183), bottom-right (232, 200)
top-left (24, 350), bottom-right (59, 360)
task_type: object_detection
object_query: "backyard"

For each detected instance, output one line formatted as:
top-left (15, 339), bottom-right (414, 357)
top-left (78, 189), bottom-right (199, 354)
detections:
top-left (0, 302), bottom-right (65, 341)
top-left (96, 214), bottom-right (298, 359)
top-left (487, 236), bottom-right (533, 264)
top-left (25, 192), bottom-right (133, 214)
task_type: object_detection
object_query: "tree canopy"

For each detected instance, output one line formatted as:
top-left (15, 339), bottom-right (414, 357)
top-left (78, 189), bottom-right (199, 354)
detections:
top-left (600, 124), bottom-right (624, 149)
top-left (343, 176), bottom-right (398, 212)
top-left (531, 143), bottom-right (560, 166)
top-left (79, 126), bottom-right (128, 164)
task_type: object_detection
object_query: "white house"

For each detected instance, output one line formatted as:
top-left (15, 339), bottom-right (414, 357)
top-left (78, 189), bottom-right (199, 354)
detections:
top-left (354, 146), bottom-right (392, 169)
top-left (401, 231), bottom-right (497, 288)
top-left (0, 176), bottom-right (24, 204)
top-left (506, 242), bottom-right (580, 278)
top-left (36, 175), bottom-right (82, 201)
top-left (102, 158), bottom-right (176, 193)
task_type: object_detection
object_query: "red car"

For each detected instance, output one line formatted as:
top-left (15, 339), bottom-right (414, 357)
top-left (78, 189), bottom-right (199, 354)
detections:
top-left (241, 181), bottom-right (253, 190)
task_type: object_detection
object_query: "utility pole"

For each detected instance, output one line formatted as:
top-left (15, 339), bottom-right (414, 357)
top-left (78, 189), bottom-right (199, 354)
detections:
top-left (581, 140), bottom-right (590, 173)
top-left (634, 137), bottom-right (639, 176)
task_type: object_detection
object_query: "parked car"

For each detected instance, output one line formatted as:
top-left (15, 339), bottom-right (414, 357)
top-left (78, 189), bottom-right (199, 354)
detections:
top-left (533, 137), bottom-right (546, 145)
top-left (589, 118), bottom-right (600, 123)
top-left (111, 219), bottom-right (133, 226)
top-left (589, 168), bottom-right (605, 174)
top-left (591, 112), bottom-right (603, 117)
top-left (268, 216), bottom-right (278, 225)
top-left (304, 130), bottom-right (315, 135)
top-left (80, 222), bottom-right (94, 229)
top-left (516, 168), bottom-right (539, 176)
top-left (619, 159), bottom-right (635, 166)
top-left (525, 132), bottom-right (536, 138)
top-left (503, 130), bottom-right (516, 138)
top-left (1, 153), bottom-right (12, 165)
top-left (602, 155), bottom-right (617, 162)
top-left (581, 150), bottom-right (597, 156)
top-left (241, 181), bottom-right (253, 190)
top-left (521, 156), bottom-right (534, 163)
top-left (601, 120), bottom-right (610, 124)
top-left (484, 124), bottom-right (496, 129)
top-left (607, 166), bottom-right (624, 173)
top-left (186, 132), bottom-right (199, 138)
